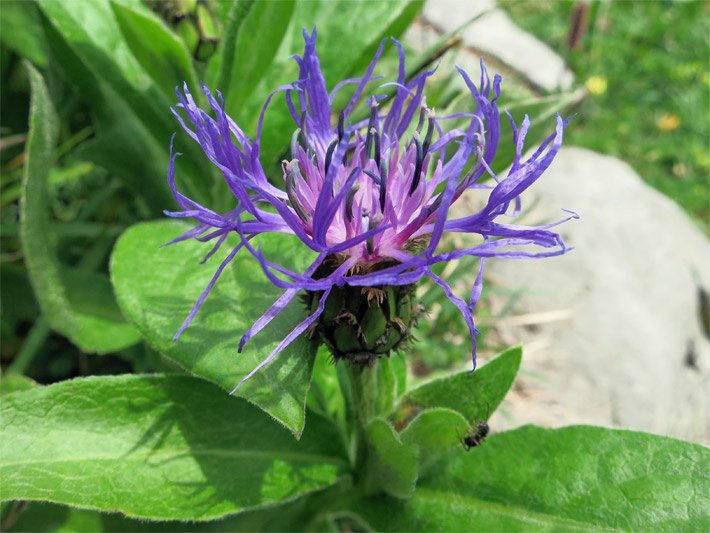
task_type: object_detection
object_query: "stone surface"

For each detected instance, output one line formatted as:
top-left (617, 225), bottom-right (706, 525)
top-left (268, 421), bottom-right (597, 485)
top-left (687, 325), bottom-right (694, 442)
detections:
top-left (457, 147), bottom-right (710, 443)
top-left (419, 0), bottom-right (574, 92)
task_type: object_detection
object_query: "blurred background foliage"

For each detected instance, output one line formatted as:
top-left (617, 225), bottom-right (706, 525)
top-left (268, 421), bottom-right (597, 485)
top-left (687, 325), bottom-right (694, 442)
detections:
top-left (1, 0), bottom-right (707, 398)
top-left (501, 0), bottom-right (709, 227)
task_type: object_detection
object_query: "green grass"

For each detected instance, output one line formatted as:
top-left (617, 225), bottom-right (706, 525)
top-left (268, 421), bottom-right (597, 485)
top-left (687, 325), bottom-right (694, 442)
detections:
top-left (500, 0), bottom-right (709, 230)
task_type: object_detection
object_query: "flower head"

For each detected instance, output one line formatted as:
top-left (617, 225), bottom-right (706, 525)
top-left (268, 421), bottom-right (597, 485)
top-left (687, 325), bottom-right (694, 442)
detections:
top-left (166, 29), bottom-right (576, 392)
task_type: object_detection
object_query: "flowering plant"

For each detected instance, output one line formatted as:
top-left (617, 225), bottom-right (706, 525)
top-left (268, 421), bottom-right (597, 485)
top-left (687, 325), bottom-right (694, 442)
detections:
top-left (3, 2), bottom-right (706, 530)
top-left (167, 29), bottom-right (575, 392)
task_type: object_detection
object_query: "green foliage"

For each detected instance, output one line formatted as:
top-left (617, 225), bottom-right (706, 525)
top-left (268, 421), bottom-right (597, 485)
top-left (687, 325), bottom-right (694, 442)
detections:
top-left (2, 1), bottom-right (709, 529)
top-left (36, 0), bottom-right (213, 210)
top-left (363, 418), bottom-right (419, 499)
top-left (214, 0), bottom-right (295, 115)
top-left (19, 63), bottom-right (66, 333)
top-left (360, 356), bottom-right (406, 419)
top-left (59, 266), bottom-right (141, 353)
top-left (399, 408), bottom-right (470, 473)
top-left (244, 0), bottom-right (423, 175)
top-left (0, 1), bottom-right (48, 67)
top-left (110, 220), bottom-right (318, 437)
top-left (0, 374), bottom-right (37, 396)
top-left (20, 63), bottom-right (139, 354)
top-left (110, 0), bottom-right (201, 101)
top-left (398, 345), bottom-right (522, 424)
top-left (355, 425), bottom-right (710, 531)
top-left (0, 375), bottom-right (348, 521)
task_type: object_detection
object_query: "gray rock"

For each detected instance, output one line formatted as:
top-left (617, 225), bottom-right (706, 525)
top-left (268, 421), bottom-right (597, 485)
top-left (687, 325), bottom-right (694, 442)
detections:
top-left (420, 0), bottom-right (574, 92)
top-left (458, 148), bottom-right (710, 443)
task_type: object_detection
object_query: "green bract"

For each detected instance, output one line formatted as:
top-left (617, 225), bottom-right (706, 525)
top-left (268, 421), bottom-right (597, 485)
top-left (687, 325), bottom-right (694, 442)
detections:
top-left (304, 278), bottom-right (423, 366)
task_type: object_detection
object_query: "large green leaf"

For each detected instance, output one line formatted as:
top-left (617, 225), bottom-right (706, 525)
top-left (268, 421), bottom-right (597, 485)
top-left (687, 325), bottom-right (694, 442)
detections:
top-left (355, 425), bottom-right (710, 531)
top-left (0, 375), bottom-right (349, 521)
top-left (19, 63), bottom-right (139, 354)
top-left (397, 346), bottom-right (522, 426)
top-left (110, 220), bottom-right (318, 437)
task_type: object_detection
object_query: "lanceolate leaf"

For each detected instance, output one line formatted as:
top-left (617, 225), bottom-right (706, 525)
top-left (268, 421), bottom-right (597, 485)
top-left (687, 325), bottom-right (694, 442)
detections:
top-left (215, 0), bottom-right (296, 117)
top-left (109, 0), bottom-right (201, 101)
top-left (355, 425), bottom-right (710, 531)
top-left (0, 0), bottom-right (48, 67)
top-left (20, 62), bottom-right (70, 334)
top-left (397, 346), bottom-right (522, 426)
top-left (36, 0), bottom-right (213, 210)
top-left (0, 375), bottom-right (349, 521)
top-left (20, 63), bottom-right (139, 354)
top-left (110, 220), bottom-right (319, 437)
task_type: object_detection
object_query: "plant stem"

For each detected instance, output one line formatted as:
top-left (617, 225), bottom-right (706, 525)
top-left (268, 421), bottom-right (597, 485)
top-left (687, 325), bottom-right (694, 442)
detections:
top-left (7, 317), bottom-right (50, 375)
top-left (342, 364), bottom-right (369, 474)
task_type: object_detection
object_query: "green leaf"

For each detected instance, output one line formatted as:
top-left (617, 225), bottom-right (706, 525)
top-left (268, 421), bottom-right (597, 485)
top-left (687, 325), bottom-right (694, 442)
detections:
top-left (37, 0), bottom-right (212, 210)
top-left (109, 0), bottom-right (200, 101)
top-left (391, 353), bottom-right (408, 398)
top-left (360, 357), bottom-right (401, 420)
top-left (397, 346), bottom-right (522, 425)
top-left (291, 0), bottom-right (421, 84)
top-left (355, 425), bottom-right (710, 531)
top-left (243, 0), bottom-right (422, 173)
top-left (215, 0), bottom-right (296, 116)
top-left (110, 220), bottom-right (318, 437)
top-left (0, 375), bottom-right (349, 521)
top-left (0, 375), bottom-right (37, 396)
top-left (11, 499), bottom-right (323, 532)
top-left (61, 267), bottom-right (142, 353)
top-left (363, 419), bottom-right (418, 499)
top-left (307, 345), bottom-right (346, 424)
top-left (10, 502), bottom-right (103, 533)
top-left (20, 63), bottom-right (66, 328)
top-left (0, 0), bottom-right (48, 67)
top-left (19, 63), bottom-right (139, 354)
top-left (399, 408), bottom-right (469, 474)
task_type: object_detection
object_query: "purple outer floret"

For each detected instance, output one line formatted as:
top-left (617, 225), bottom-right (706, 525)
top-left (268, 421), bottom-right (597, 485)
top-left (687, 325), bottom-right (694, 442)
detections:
top-left (165, 29), bottom-right (577, 393)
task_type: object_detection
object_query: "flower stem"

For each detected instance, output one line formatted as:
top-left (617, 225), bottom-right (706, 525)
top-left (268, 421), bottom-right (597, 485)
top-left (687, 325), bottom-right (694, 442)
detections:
top-left (341, 364), bottom-right (370, 475)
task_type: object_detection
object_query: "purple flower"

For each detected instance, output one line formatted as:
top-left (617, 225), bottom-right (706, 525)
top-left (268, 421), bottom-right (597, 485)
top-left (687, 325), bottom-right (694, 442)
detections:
top-left (166, 29), bottom-right (576, 392)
